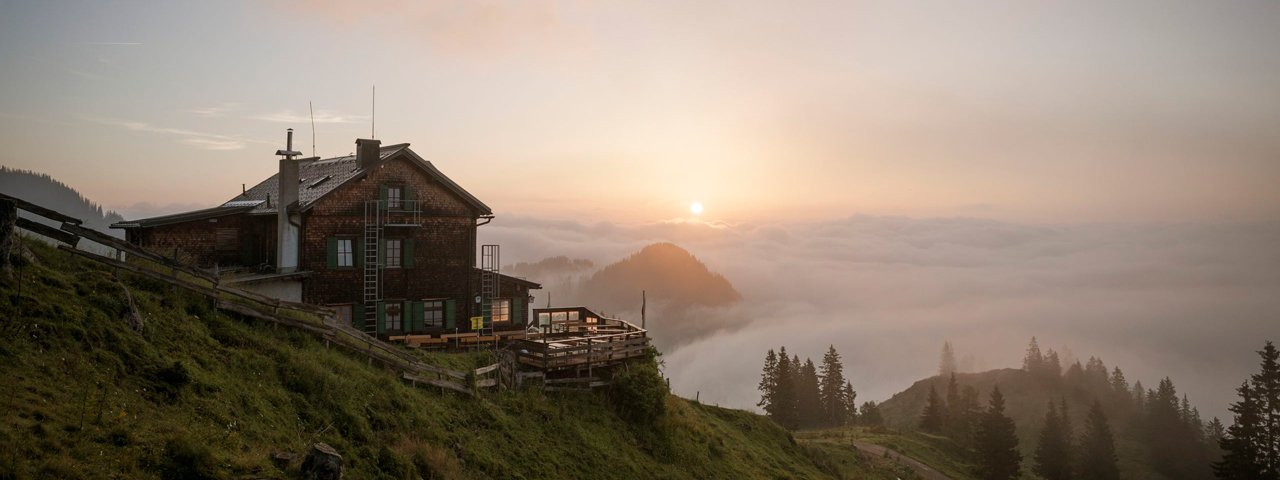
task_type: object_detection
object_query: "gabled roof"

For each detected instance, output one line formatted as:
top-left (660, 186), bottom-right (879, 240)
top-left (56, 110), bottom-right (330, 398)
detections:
top-left (113, 143), bottom-right (492, 229)
top-left (472, 267), bottom-right (543, 289)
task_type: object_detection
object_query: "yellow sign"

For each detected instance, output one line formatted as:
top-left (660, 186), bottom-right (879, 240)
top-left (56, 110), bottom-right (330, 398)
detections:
top-left (470, 316), bottom-right (484, 330)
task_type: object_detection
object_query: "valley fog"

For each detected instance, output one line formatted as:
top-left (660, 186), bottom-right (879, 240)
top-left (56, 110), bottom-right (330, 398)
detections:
top-left (481, 214), bottom-right (1280, 420)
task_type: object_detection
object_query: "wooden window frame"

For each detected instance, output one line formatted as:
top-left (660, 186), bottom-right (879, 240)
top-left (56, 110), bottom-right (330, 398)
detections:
top-left (336, 238), bottom-right (354, 268)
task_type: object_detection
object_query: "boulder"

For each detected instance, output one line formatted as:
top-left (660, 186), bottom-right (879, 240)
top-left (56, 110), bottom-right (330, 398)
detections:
top-left (300, 442), bottom-right (342, 480)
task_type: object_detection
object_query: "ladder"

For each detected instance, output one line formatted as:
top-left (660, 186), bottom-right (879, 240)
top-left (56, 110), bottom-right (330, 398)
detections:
top-left (362, 200), bottom-right (382, 335)
top-left (480, 244), bottom-right (500, 339)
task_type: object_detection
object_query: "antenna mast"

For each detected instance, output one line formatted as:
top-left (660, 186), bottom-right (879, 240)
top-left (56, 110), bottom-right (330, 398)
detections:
top-left (309, 101), bottom-right (316, 157)
top-left (371, 85), bottom-right (376, 139)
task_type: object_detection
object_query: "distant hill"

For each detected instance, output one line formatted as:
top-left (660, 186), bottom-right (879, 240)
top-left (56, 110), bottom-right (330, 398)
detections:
top-left (581, 242), bottom-right (741, 312)
top-left (0, 167), bottom-right (124, 238)
top-left (877, 367), bottom-right (1216, 479)
top-left (506, 255), bottom-right (594, 284)
top-left (574, 243), bottom-right (743, 347)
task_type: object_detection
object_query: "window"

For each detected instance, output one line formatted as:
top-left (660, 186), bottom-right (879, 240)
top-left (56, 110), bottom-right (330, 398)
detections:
top-left (385, 239), bottom-right (401, 268)
top-left (492, 299), bottom-right (510, 323)
top-left (332, 304), bottom-right (353, 325)
top-left (424, 300), bottom-right (444, 327)
top-left (387, 186), bottom-right (403, 209)
top-left (337, 239), bottom-right (354, 267)
top-left (386, 302), bottom-right (402, 331)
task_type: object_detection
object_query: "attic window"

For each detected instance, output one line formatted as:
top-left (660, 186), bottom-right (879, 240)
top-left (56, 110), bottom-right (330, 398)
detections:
top-left (307, 175), bottom-right (333, 189)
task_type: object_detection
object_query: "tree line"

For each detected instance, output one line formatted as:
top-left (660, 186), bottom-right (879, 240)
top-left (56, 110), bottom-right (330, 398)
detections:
top-left (757, 345), bottom-right (880, 430)
top-left (924, 337), bottom-right (1279, 479)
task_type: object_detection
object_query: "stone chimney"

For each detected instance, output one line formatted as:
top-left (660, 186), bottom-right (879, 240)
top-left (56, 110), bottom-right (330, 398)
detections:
top-left (276, 129), bottom-right (302, 273)
top-left (356, 138), bottom-right (381, 170)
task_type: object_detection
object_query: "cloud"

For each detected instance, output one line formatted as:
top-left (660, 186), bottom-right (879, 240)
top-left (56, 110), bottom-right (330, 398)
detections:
top-left (186, 103), bottom-right (241, 118)
top-left (479, 214), bottom-right (1280, 420)
top-left (82, 116), bottom-right (269, 151)
top-left (250, 110), bottom-right (367, 124)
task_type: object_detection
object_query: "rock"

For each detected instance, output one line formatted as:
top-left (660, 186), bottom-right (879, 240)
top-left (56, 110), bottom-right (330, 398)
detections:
top-left (270, 450), bottom-right (297, 469)
top-left (300, 442), bottom-right (342, 480)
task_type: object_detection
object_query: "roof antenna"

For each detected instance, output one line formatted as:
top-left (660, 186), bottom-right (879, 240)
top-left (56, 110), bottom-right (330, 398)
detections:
top-left (309, 101), bottom-right (316, 157)
top-left (371, 85), bottom-right (376, 139)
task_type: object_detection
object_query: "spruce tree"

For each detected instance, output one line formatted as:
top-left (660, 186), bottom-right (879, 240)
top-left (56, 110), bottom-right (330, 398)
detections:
top-left (1215, 340), bottom-right (1280, 479)
top-left (920, 385), bottom-right (947, 433)
top-left (773, 347), bottom-right (798, 429)
top-left (1078, 400), bottom-right (1120, 480)
top-left (758, 349), bottom-right (778, 413)
top-left (798, 358), bottom-right (824, 428)
top-left (841, 381), bottom-right (858, 426)
top-left (975, 386), bottom-right (1021, 480)
top-left (1045, 349), bottom-right (1062, 379)
top-left (1024, 337), bottom-right (1045, 374)
top-left (819, 345), bottom-right (848, 427)
top-left (1034, 400), bottom-right (1072, 480)
top-left (860, 401), bottom-right (884, 426)
top-left (1110, 367), bottom-right (1130, 402)
top-left (946, 373), bottom-right (962, 436)
top-left (939, 341), bottom-right (957, 376)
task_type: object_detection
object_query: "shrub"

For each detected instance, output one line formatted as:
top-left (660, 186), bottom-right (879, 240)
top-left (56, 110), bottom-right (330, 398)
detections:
top-left (607, 353), bottom-right (668, 426)
top-left (161, 436), bottom-right (220, 480)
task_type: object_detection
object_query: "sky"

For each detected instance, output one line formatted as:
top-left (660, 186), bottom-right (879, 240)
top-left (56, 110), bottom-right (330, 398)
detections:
top-left (2, 1), bottom-right (1279, 418)
top-left (1, 0), bottom-right (1278, 223)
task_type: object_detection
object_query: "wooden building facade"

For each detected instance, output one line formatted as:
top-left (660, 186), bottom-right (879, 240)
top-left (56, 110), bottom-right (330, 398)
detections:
top-left (112, 139), bottom-right (540, 338)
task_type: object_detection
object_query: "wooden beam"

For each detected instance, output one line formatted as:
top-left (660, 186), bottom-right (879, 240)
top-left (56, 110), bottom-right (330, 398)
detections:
top-left (15, 217), bottom-right (80, 246)
top-left (0, 192), bottom-right (82, 225)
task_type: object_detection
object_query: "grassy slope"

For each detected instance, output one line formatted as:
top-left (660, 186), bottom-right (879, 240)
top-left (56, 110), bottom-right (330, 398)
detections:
top-left (877, 369), bottom-right (1168, 480)
top-left (796, 426), bottom-right (975, 480)
top-left (0, 239), bottom-right (900, 479)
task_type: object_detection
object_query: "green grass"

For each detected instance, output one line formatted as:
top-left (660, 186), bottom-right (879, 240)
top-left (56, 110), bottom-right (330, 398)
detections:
top-left (797, 426), bottom-right (979, 480)
top-left (0, 239), bottom-right (909, 479)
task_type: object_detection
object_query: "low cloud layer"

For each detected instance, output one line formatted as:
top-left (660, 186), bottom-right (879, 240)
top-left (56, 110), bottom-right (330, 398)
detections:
top-left (480, 214), bottom-right (1280, 419)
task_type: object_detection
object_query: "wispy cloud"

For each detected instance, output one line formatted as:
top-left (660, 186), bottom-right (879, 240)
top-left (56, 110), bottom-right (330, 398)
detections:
top-left (186, 103), bottom-right (241, 118)
top-left (251, 110), bottom-right (367, 124)
top-left (81, 116), bottom-right (270, 151)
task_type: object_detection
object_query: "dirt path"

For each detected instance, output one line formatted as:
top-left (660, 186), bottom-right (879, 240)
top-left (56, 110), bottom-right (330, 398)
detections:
top-left (849, 440), bottom-right (952, 480)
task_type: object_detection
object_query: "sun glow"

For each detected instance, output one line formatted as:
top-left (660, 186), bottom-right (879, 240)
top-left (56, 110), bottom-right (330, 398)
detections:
top-left (690, 201), bottom-right (704, 215)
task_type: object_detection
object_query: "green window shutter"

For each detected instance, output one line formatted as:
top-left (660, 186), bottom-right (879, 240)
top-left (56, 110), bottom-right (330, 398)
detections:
top-left (354, 238), bottom-right (363, 267)
top-left (352, 303), bottom-right (364, 329)
top-left (378, 185), bottom-right (388, 209)
top-left (445, 299), bottom-right (457, 330)
top-left (376, 302), bottom-right (386, 334)
top-left (403, 185), bottom-right (415, 207)
top-left (326, 237), bottom-right (337, 268)
top-left (379, 239), bottom-right (387, 266)
top-left (512, 296), bottom-right (524, 325)
top-left (402, 238), bottom-right (414, 268)
top-left (413, 301), bottom-right (425, 331)
top-left (401, 301), bottom-right (411, 332)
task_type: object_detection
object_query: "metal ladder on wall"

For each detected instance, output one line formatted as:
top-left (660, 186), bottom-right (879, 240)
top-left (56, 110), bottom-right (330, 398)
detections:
top-left (362, 200), bottom-right (382, 335)
top-left (480, 244), bottom-right (500, 339)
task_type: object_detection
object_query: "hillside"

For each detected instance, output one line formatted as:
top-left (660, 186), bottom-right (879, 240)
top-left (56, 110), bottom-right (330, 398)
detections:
top-left (0, 239), bottom-right (904, 479)
top-left (0, 167), bottom-right (123, 238)
top-left (876, 368), bottom-right (1202, 480)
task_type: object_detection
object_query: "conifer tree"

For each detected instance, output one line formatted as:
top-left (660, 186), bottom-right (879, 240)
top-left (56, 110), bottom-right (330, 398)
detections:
top-left (975, 386), bottom-right (1021, 480)
top-left (773, 347), bottom-right (799, 429)
top-left (946, 373), bottom-right (962, 435)
top-left (758, 349), bottom-right (778, 413)
top-left (798, 358), bottom-right (824, 428)
top-left (1110, 367), bottom-right (1130, 400)
top-left (1215, 341), bottom-right (1280, 479)
top-left (841, 381), bottom-right (858, 426)
top-left (1045, 349), bottom-right (1062, 378)
top-left (920, 385), bottom-right (947, 433)
top-left (1034, 400), bottom-right (1073, 480)
top-left (939, 341), bottom-right (957, 376)
top-left (1024, 337), bottom-right (1045, 374)
top-left (1078, 401), bottom-right (1120, 480)
top-left (819, 345), bottom-right (849, 427)
top-left (860, 401), bottom-right (884, 426)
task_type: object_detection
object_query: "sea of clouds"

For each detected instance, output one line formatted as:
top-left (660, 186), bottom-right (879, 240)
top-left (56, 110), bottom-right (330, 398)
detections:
top-left (481, 214), bottom-right (1280, 420)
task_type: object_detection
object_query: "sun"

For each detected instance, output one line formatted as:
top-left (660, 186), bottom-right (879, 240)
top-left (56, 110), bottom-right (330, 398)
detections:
top-left (689, 201), bottom-right (704, 216)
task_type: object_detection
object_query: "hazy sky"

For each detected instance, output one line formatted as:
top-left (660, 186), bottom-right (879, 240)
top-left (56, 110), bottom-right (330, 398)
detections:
top-left (2, 0), bottom-right (1278, 223)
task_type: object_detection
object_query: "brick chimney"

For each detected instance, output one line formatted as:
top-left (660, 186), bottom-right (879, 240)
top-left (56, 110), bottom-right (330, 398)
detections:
top-left (356, 138), bottom-right (381, 170)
